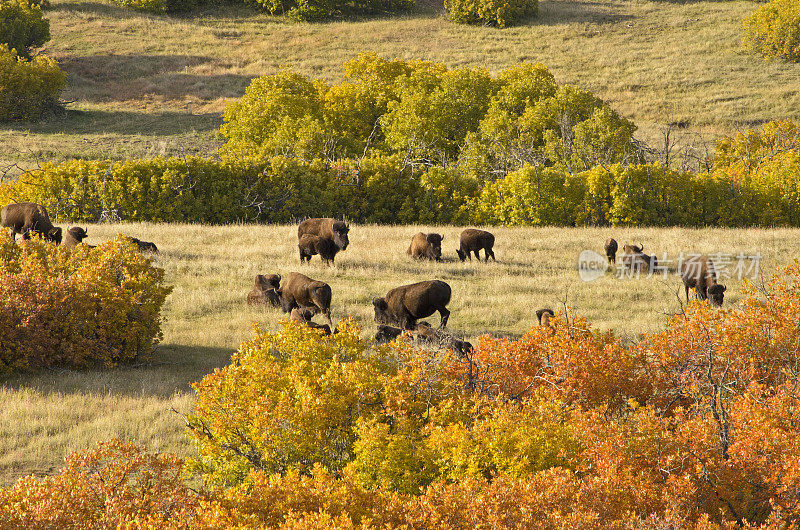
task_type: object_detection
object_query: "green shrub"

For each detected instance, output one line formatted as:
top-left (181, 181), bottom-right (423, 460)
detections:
top-left (0, 44), bottom-right (65, 121)
top-left (0, 233), bottom-right (172, 371)
top-left (444, 0), bottom-right (537, 28)
top-left (114, 0), bottom-right (200, 14)
top-left (0, 0), bottom-right (49, 58)
top-left (248, 0), bottom-right (412, 21)
top-left (743, 0), bottom-right (800, 62)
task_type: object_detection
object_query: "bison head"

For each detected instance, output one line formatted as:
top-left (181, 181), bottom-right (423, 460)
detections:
top-left (456, 249), bottom-right (466, 261)
top-left (68, 227), bottom-right (88, 242)
top-left (707, 284), bottom-right (726, 306)
top-left (332, 221), bottom-right (350, 250)
top-left (256, 273), bottom-right (281, 291)
top-left (47, 227), bottom-right (62, 245)
top-left (426, 233), bottom-right (443, 260)
top-left (375, 324), bottom-right (403, 345)
top-left (373, 297), bottom-right (393, 325)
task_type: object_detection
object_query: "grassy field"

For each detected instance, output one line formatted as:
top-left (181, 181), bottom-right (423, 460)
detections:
top-left (0, 223), bottom-right (799, 485)
top-left (2, 0), bottom-right (799, 172)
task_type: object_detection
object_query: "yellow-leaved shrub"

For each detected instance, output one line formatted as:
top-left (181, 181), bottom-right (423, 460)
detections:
top-left (0, 43), bottom-right (64, 121)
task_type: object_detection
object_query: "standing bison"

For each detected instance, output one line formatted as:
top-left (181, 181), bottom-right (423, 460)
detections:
top-left (456, 229), bottom-right (495, 262)
top-left (407, 232), bottom-right (443, 261)
top-left (680, 255), bottom-right (727, 306)
top-left (298, 234), bottom-right (339, 266)
top-left (604, 238), bottom-right (618, 265)
top-left (298, 218), bottom-right (350, 253)
top-left (373, 280), bottom-right (451, 330)
top-left (247, 274), bottom-right (282, 307)
top-left (1, 202), bottom-right (62, 243)
top-left (278, 272), bottom-right (333, 326)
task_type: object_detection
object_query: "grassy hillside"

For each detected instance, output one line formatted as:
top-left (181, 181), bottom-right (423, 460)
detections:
top-left (0, 223), bottom-right (799, 485)
top-left (2, 0), bottom-right (799, 173)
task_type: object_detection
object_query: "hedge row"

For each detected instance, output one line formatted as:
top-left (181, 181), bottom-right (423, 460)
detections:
top-left (4, 126), bottom-right (800, 226)
top-left (0, 234), bottom-right (172, 371)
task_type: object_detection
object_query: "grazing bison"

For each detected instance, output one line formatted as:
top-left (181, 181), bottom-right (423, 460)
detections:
top-left (604, 238), bottom-right (618, 265)
top-left (536, 308), bottom-right (555, 328)
top-left (680, 255), bottom-right (727, 306)
top-left (298, 234), bottom-right (339, 266)
top-left (621, 243), bottom-right (658, 273)
top-left (298, 218), bottom-right (350, 252)
top-left (407, 232), bottom-right (443, 261)
top-left (414, 321), bottom-right (473, 359)
top-left (278, 272), bottom-right (333, 326)
top-left (1, 202), bottom-right (62, 243)
top-left (290, 307), bottom-right (332, 335)
top-left (375, 324), bottom-right (404, 345)
top-left (62, 227), bottom-right (89, 249)
top-left (247, 274), bottom-right (282, 307)
top-left (456, 228), bottom-right (495, 262)
top-left (373, 280), bottom-right (451, 330)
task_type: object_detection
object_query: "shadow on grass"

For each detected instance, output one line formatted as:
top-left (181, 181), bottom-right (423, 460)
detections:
top-left (0, 108), bottom-right (221, 137)
top-left (0, 344), bottom-right (234, 399)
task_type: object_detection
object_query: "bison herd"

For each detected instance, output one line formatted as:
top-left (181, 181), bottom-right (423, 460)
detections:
top-left (2, 203), bottom-right (731, 357)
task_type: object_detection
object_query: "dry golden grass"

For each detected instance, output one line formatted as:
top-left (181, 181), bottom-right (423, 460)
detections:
top-left (2, 0), bottom-right (799, 170)
top-left (1, 223), bottom-right (799, 485)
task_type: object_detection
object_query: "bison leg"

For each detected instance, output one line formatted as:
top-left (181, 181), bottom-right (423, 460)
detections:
top-left (486, 248), bottom-right (495, 261)
top-left (320, 307), bottom-right (333, 327)
top-left (438, 307), bottom-right (450, 329)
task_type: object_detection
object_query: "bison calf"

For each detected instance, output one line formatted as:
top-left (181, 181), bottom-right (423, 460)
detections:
top-left (373, 279), bottom-right (451, 330)
top-left (456, 228), bottom-right (495, 262)
top-left (247, 274), bottom-right (282, 307)
top-left (278, 272), bottom-right (333, 326)
top-left (298, 234), bottom-right (339, 266)
top-left (407, 232), bottom-right (443, 261)
top-left (414, 321), bottom-right (473, 359)
top-left (1, 202), bottom-right (62, 244)
top-left (375, 325), bottom-right (404, 345)
top-left (298, 218), bottom-right (350, 252)
top-left (604, 238), bottom-right (618, 265)
top-left (680, 255), bottom-right (727, 306)
top-left (290, 307), bottom-right (332, 335)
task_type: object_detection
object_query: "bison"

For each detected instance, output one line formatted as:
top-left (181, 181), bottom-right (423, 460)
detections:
top-left (536, 308), bottom-right (555, 328)
top-left (298, 218), bottom-right (349, 252)
top-left (1, 202), bottom-right (62, 244)
top-left (373, 279), bottom-right (451, 330)
top-left (456, 228), bottom-right (495, 262)
top-left (298, 234), bottom-right (339, 266)
top-left (375, 324), bottom-right (404, 345)
top-left (680, 255), bottom-right (727, 306)
top-left (407, 232), bottom-right (443, 261)
top-left (127, 236), bottom-right (158, 253)
top-left (604, 238), bottom-right (618, 265)
top-left (621, 243), bottom-right (658, 273)
top-left (247, 274), bottom-right (282, 307)
top-left (414, 321), bottom-right (473, 359)
top-left (290, 307), bottom-right (332, 335)
top-left (278, 272), bottom-right (333, 326)
top-left (62, 227), bottom-right (89, 249)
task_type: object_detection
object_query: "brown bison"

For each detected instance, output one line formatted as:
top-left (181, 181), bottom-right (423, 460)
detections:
top-left (456, 228), bottom-right (495, 262)
top-left (604, 238), bottom-right (618, 265)
top-left (536, 308), bottom-right (555, 328)
top-left (128, 237), bottom-right (158, 253)
top-left (375, 324), bottom-right (404, 345)
top-left (373, 280), bottom-right (451, 330)
top-left (407, 232), bottom-right (443, 261)
top-left (414, 321), bottom-right (473, 359)
top-left (1, 202), bottom-right (62, 243)
top-left (680, 255), bottom-right (726, 306)
top-left (298, 234), bottom-right (339, 266)
top-left (62, 227), bottom-right (89, 249)
top-left (278, 272), bottom-right (333, 326)
top-left (621, 243), bottom-right (658, 273)
top-left (290, 307), bottom-right (332, 335)
top-left (247, 274), bottom-right (282, 307)
top-left (298, 218), bottom-right (350, 252)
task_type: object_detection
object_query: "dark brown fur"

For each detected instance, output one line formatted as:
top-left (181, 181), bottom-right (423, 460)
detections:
top-left (247, 274), bottom-right (282, 307)
top-left (298, 218), bottom-right (350, 251)
top-left (373, 280), bottom-right (451, 330)
top-left (62, 227), bottom-right (89, 249)
top-left (1, 202), bottom-right (61, 243)
top-left (375, 325), bottom-right (404, 344)
top-left (604, 238), bottom-right (618, 265)
top-left (278, 272), bottom-right (333, 326)
top-left (414, 321), bottom-right (473, 358)
top-left (124, 236), bottom-right (158, 253)
top-left (621, 243), bottom-right (658, 272)
top-left (298, 234), bottom-right (339, 266)
top-left (680, 255), bottom-right (726, 306)
top-left (407, 232), bottom-right (443, 261)
top-left (536, 308), bottom-right (555, 328)
top-left (456, 228), bottom-right (495, 262)
top-left (290, 307), bottom-right (332, 334)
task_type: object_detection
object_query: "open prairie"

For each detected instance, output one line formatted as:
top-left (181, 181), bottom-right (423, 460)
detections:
top-left (2, 0), bottom-right (800, 172)
top-left (0, 223), bottom-right (799, 485)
